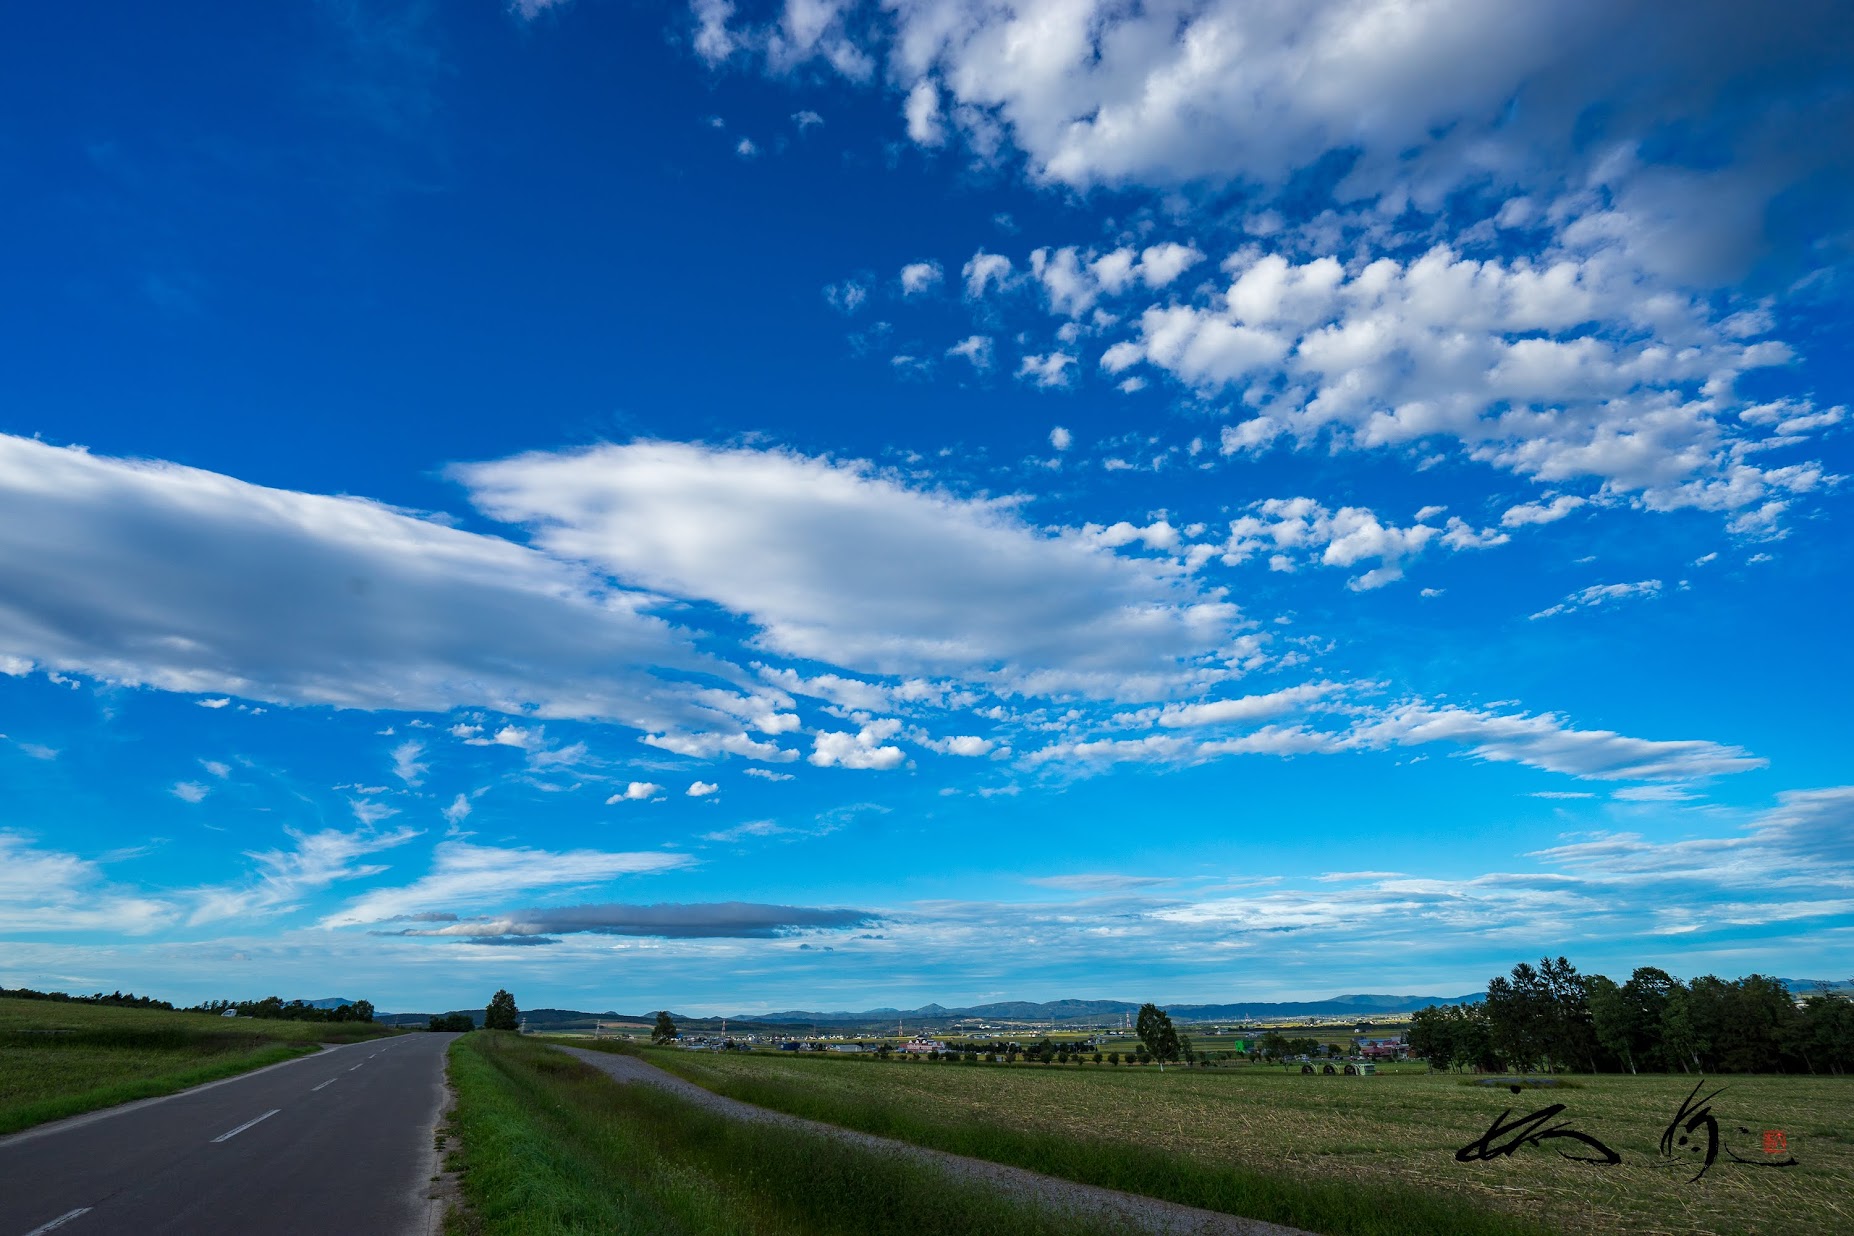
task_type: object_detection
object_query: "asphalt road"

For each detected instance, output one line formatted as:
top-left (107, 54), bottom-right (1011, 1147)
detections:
top-left (0, 1031), bottom-right (455, 1236)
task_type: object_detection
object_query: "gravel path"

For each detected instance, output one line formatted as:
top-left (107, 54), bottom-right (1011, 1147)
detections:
top-left (556, 1046), bottom-right (1317, 1236)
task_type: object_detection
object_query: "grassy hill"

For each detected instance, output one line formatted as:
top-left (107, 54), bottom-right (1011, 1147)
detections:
top-left (0, 996), bottom-right (395, 1135)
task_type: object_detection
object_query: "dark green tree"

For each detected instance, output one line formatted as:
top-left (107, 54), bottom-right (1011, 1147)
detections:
top-left (651, 1010), bottom-right (678, 1044)
top-left (484, 989), bottom-right (520, 1031)
top-left (1135, 1002), bottom-right (1181, 1069)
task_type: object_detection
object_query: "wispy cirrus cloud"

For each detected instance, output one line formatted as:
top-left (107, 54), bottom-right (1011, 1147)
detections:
top-left (321, 841), bottom-right (693, 927)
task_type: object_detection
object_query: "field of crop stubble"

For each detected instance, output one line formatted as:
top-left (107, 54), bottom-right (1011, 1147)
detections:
top-left (628, 1046), bottom-right (1851, 1236)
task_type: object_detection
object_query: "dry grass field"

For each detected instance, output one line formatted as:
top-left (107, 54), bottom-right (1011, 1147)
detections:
top-left (643, 1048), bottom-right (1852, 1235)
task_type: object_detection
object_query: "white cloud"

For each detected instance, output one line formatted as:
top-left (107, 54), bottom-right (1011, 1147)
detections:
top-left (1027, 697), bottom-right (1763, 785)
top-left (443, 794), bottom-right (474, 824)
top-left (744, 768), bottom-right (795, 781)
top-left (917, 732), bottom-right (992, 757)
top-left (458, 441), bottom-right (1246, 701)
top-left (1016, 352), bottom-right (1075, 388)
top-left (735, 137), bottom-right (759, 158)
top-left (322, 840), bottom-right (692, 926)
top-left (1350, 703), bottom-right (1763, 782)
top-left (962, 251), bottom-right (1013, 298)
top-left (196, 697), bottom-right (231, 709)
top-left (1222, 497), bottom-right (1500, 589)
top-left (190, 825), bottom-right (422, 925)
top-left (792, 109), bottom-right (823, 129)
top-left (1092, 246), bottom-right (1832, 522)
top-left (0, 831), bottom-right (173, 934)
top-left (702, 819), bottom-right (786, 843)
top-left (609, 781), bottom-right (665, 803)
top-left (171, 781), bottom-right (210, 804)
top-left (691, 0), bottom-right (738, 63)
top-left (0, 434), bottom-right (761, 735)
top-left (510, 0), bottom-right (571, 19)
top-left (698, 1), bottom-right (1852, 285)
top-left (903, 79), bottom-right (945, 146)
top-left (899, 260), bottom-right (943, 294)
top-left (1048, 426), bottom-right (1072, 452)
top-left (1530, 579), bottom-right (1663, 620)
top-left (1154, 683), bottom-right (1335, 728)
top-left (641, 730), bottom-right (796, 762)
top-left (946, 334), bottom-right (993, 369)
top-left (687, 780), bottom-right (720, 797)
top-left (391, 740), bottom-right (428, 787)
top-left (351, 798), bottom-right (400, 827)
top-left (1502, 494), bottom-right (1588, 527)
top-left (823, 278), bottom-right (868, 313)
top-left (201, 760), bottom-right (231, 779)
top-left (810, 720), bottom-right (907, 770)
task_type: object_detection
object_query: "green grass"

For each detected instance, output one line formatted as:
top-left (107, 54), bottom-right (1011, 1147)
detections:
top-left (442, 1030), bottom-right (1132, 1236)
top-left (602, 1043), bottom-right (1854, 1236)
top-left (0, 996), bottom-right (394, 1135)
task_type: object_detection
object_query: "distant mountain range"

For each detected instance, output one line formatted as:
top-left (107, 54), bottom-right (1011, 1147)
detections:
top-left (728, 994), bottom-right (1483, 1024)
top-left (376, 979), bottom-right (1852, 1031)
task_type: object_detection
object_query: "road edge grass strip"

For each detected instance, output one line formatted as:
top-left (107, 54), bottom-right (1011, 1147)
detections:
top-left (0, 1041), bottom-right (318, 1136)
top-left (443, 1031), bottom-right (1135, 1236)
top-left (585, 1044), bottom-right (1553, 1236)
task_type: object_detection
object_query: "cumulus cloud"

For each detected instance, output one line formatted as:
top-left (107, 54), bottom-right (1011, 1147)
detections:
top-left (695, 1), bottom-right (1854, 284)
top-left (171, 781), bottom-right (210, 804)
top-left (903, 79), bottom-right (944, 146)
top-left (1085, 246), bottom-right (1834, 523)
top-left (375, 900), bottom-right (879, 943)
top-left (687, 780), bottom-right (720, 796)
top-left (899, 260), bottom-right (943, 294)
top-left (1222, 497), bottom-right (1503, 589)
top-left (458, 441), bottom-right (1247, 700)
top-left (810, 719), bottom-right (905, 770)
top-left (322, 840), bottom-right (692, 926)
top-left (946, 334), bottom-right (993, 368)
top-left (0, 434), bottom-right (762, 734)
top-left (962, 251), bottom-right (1013, 298)
top-left (609, 781), bottom-right (665, 803)
top-left (1016, 352), bottom-right (1075, 388)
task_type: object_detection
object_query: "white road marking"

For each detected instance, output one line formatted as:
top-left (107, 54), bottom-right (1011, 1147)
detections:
top-left (311, 1078), bottom-right (338, 1091)
top-left (22, 1208), bottom-right (92, 1235)
top-left (210, 1109), bottom-right (280, 1144)
top-left (349, 1064), bottom-right (363, 1071)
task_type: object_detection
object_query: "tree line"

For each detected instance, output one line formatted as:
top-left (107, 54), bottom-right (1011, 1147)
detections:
top-left (1408, 958), bottom-right (1854, 1074)
top-left (3, 986), bottom-right (377, 1023)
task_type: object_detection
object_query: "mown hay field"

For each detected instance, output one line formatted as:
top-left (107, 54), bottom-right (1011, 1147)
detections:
top-left (646, 1048), bottom-right (1853, 1235)
top-left (0, 996), bottom-right (393, 1133)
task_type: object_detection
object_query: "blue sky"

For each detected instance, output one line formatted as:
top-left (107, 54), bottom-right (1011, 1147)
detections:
top-left (2, 0), bottom-right (1850, 1014)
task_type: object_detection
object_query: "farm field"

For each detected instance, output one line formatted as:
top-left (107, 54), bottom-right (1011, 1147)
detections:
top-left (624, 1045), bottom-right (1853, 1236)
top-left (0, 996), bottom-right (395, 1134)
top-left (444, 1030), bottom-right (1131, 1236)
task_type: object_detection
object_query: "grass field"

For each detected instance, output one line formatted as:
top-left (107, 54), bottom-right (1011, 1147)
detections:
top-left (0, 996), bottom-right (394, 1135)
top-left (443, 1030), bottom-right (1132, 1236)
top-left (616, 1045), bottom-right (1852, 1236)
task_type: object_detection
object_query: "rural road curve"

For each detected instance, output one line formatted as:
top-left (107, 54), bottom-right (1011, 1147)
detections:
top-left (558, 1046), bottom-right (1318, 1236)
top-left (0, 1031), bottom-right (454, 1236)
